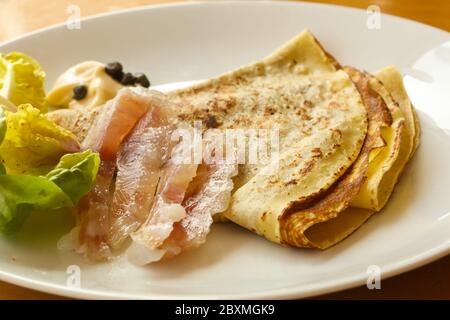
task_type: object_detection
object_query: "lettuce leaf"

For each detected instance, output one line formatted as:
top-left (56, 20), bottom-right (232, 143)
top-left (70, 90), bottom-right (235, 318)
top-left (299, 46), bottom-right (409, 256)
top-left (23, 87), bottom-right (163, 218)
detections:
top-left (0, 150), bottom-right (100, 234)
top-left (0, 52), bottom-right (47, 112)
top-left (0, 175), bottom-right (73, 233)
top-left (0, 105), bottom-right (99, 233)
top-left (0, 104), bottom-right (80, 175)
top-left (0, 108), bottom-right (6, 175)
top-left (0, 107), bottom-right (5, 143)
top-left (46, 150), bottom-right (100, 204)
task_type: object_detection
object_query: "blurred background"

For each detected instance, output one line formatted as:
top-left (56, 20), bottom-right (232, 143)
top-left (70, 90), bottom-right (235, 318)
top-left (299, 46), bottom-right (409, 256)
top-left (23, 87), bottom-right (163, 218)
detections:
top-left (0, 0), bottom-right (449, 42)
top-left (0, 0), bottom-right (448, 300)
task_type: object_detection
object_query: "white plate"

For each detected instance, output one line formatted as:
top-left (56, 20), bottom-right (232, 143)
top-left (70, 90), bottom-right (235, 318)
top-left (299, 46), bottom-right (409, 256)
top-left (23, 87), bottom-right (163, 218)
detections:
top-left (0, 1), bottom-right (449, 300)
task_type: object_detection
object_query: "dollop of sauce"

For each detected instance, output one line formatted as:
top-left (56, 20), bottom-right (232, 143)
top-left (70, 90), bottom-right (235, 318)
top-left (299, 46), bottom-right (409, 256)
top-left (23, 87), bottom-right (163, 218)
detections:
top-left (46, 61), bottom-right (123, 109)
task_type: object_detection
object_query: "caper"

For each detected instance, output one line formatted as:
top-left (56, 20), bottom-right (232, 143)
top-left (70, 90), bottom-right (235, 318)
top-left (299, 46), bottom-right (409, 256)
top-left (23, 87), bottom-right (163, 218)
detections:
top-left (121, 72), bottom-right (136, 86)
top-left (134, 73), bottom-right (150, 88)
top-left (105, 62), bottom-right (124, 82)
top-left (73, 85), bottom-right (88, 100)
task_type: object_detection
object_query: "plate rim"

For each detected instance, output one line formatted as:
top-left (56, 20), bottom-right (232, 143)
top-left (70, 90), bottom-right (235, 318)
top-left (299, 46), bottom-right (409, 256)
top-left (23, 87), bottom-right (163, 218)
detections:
top-left (0, 241), bottom-right (448, 299)
top-left (0, 0), bottom-right (448, 49)
top-left (0, 0), bottom-right (449, 300)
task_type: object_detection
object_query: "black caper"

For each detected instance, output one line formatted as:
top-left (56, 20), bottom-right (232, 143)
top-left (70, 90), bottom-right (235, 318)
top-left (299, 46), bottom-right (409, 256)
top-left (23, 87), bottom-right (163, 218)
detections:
top-left (134, 73), bottom-right (150, 88)
top-left (73, 85), bottom-right (88, 100)
top-left (205, 115), bottom-right (219, 128)
top-left (121, 72), bottom-right (136, 86)
top-left (105, 62), bottom-right (124, 82)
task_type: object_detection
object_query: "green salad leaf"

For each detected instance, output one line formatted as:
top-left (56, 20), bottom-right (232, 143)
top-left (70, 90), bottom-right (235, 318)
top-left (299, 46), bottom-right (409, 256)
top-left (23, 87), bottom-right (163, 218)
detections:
top-left (0, 106), bottom-right (6, 143)
top-left (0, 175), bottom-right (73, 233)
top-left (0, 52), bottom-right (101, 234)
top-left (0, 52), bottom-right (47, 112)
top-left (0, 108), bottom-right (6, 175)
top-left (46, 150), bottom-right (100, 204)
top-left (0, 150), bottom-right (100, 234)
top-left (0, 104), bottom-right (80, 175)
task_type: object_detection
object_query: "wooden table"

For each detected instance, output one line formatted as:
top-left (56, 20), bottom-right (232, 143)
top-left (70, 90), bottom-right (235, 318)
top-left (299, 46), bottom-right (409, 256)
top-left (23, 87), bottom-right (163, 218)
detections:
top-left (0, 0), bottom-right (448, 300)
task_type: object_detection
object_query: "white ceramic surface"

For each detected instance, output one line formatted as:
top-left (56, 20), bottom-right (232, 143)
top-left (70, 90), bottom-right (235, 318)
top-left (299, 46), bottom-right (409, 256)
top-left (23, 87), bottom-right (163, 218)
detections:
top-left (0, 1), bottom-right (449, 299)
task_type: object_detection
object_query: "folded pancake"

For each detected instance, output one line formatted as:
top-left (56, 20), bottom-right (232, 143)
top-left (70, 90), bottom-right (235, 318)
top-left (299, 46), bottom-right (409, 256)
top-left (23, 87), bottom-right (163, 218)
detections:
top-left (281, 67), bottom-right (391, 248)
top-left (296, 36), bottom-right (419, 213)
top-left (169, 30), bottom-right (418, 249)
top-left (301, 66), bottom-right (419, 248)
top-left (168, 31), bottom-right (370, 245)
top-left (349, 68), bottom-right (418, 211)
top-left (374, 66), bottom-right (420, 155)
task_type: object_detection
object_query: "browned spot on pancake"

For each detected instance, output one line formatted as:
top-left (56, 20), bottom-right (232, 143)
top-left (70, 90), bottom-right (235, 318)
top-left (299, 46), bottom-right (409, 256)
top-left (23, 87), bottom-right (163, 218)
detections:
top-left (264, 106), bottom-right (276, 116)
top-left (328, 101), bottom-right (341, 109)
top-left (300, 112), bottom-right (312, 121)
top-left (177, 113), bottom-right (189, 121)
top-left (261, 212), bottom-right (268, 221)
top-left (207, 97), bottom-right (236, 113)
top-left (311, 148), bottom-right (323, 158)
top-left (267, 175), bottom-right (281, 185)
top-left (285, 179), bottom-right (298, 186)
top-left (303, 100), bottom-right (313, 109)
top-left (205, 115), bottom-right (220, 128)
top-left (298, 158), bottom-right (317, 177)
